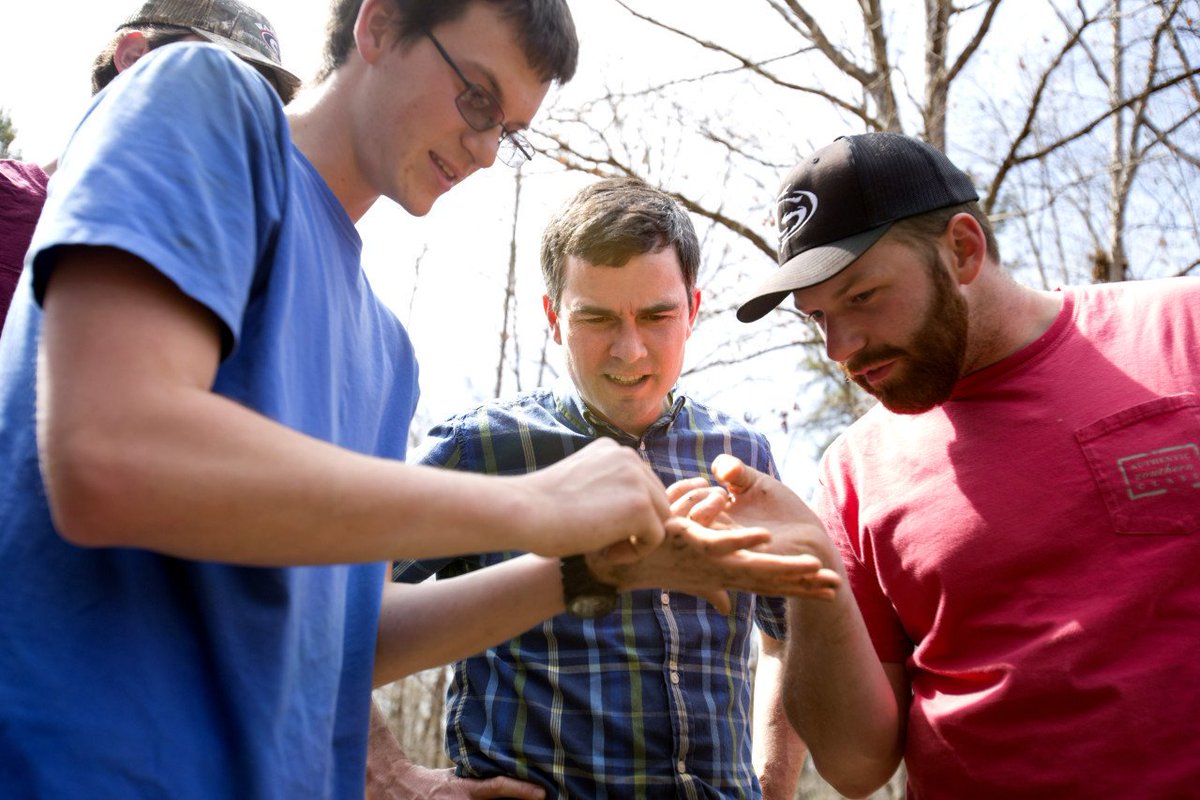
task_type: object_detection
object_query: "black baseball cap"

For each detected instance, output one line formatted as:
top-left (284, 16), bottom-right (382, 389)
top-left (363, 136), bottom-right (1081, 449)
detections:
top-left (119, 0), bottom-right (300, 101)
top-left (736, 132), bottom-right (979, 323)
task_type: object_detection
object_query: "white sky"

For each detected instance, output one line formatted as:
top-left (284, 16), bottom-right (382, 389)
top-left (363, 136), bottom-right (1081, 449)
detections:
top-left (0, 1), bottom-right (874, 494)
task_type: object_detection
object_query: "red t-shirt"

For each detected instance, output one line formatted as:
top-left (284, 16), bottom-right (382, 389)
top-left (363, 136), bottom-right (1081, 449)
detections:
top-left (0, 159), bottom-right (49, 335)
top-left (817, 278), bottom-right (1200, 798)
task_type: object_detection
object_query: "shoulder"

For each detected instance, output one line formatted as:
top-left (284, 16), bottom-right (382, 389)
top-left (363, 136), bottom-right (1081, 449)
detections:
top-left (679, 396), bottom-right (772, 443)
top-left (1066, 277), bottom-right (1199, 338)
top-left (1067, 276), bottom-right (1200, 306)
top-left (0, 161), bottom-right (49, 224)
top-left (102, 43), bottom-right (285, 135)
top-left (437, 388), bottom-right (559, 430)
top-left (0, 160), bottom-right (49, 196)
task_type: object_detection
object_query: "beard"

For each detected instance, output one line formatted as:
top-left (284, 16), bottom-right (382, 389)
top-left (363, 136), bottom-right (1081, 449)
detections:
top-left (841, 251), bottom-right (969, 414)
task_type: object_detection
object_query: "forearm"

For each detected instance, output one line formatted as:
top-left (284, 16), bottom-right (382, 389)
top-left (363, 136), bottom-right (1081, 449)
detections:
top-left (39, 251), bottom-right (667, 566)
top-left (374, 555), bottom-right (564, 683)
top-left (41, 385), bottom-right (542, 565)
top-left (753, 636), bottom-right (807, 800)
top-left (783, 589), bottom-right (905, 797)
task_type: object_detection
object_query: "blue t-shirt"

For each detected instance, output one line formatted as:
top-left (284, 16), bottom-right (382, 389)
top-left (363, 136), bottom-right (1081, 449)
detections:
top-left (0, 44), bottom-right (418, 798)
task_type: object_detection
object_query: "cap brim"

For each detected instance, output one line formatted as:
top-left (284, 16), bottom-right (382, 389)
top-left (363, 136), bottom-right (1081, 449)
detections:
top-left (735, 224), bottom-right (892, 323)
top-left (190, 29), bottom-right (301, 98)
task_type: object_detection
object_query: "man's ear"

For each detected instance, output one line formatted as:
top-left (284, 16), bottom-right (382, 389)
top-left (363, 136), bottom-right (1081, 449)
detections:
top-left (355, 0), bottom-right (396, 64)
top-left (946, 212), bottom-right (986, 286)
top-left (686, 289), bottom-right (701, 333)
top-left (113, 31), bottom-right (151, 74)
top-left (542, 295), bottom-right (563, 344)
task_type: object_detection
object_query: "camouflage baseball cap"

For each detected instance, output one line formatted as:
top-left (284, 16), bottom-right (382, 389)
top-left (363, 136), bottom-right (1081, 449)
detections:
top-left (119, 0), bottom-right (301, 101)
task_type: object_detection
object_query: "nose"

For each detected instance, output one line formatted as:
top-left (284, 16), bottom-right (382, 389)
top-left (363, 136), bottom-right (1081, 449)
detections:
top-left (463, 127), bottom-right (500, 169)
top-left (822, 316), bottom-right (866, 364)
top-left (610, 321), bottom-right (648, 363)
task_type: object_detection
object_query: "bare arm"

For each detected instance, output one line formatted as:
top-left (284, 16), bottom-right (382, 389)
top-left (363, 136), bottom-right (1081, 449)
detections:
top-left (753, 632), bottom-right (808, 800)
top-left (674, 455), bottom-right (906, 798)
top-left (374, 518), bottom-right (840, 684)
top-left (37, 250), bottom-right (668, 565)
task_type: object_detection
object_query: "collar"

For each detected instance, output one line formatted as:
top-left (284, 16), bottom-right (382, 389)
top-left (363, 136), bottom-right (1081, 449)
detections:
top-left (551, 379), bottom-right (687, 445)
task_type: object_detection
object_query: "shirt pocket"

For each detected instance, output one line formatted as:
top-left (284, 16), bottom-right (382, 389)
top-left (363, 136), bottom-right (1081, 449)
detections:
top-left (1075, 393), bottom-right (1200, 535)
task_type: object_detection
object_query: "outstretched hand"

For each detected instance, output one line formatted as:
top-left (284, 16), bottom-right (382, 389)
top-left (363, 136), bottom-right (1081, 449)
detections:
top-left (666, 455), bottom-right (842, 579)
top-left (587, 513), bottom-right (840, 614)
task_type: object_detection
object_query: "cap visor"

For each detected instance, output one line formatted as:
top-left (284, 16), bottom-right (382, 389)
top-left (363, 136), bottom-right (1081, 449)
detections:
top-left (736, 224), bottom-right (892, 322)
top-left (191, 29), bottom-right (301, 95)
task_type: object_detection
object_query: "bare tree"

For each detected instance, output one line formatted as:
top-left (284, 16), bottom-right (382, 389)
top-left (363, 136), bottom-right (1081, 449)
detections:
top-left (533, 0), bottom-right (1199, 455)
top-left (377, 3), bottom-right (1199, 794)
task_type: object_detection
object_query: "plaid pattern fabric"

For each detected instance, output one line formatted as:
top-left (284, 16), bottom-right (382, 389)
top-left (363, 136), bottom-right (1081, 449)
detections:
top-left (395, 383), bottom-right (786, 799)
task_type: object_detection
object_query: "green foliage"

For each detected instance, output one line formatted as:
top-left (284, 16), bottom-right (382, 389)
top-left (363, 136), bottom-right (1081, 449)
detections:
top-left (0, 107), bottom-right (19, 159)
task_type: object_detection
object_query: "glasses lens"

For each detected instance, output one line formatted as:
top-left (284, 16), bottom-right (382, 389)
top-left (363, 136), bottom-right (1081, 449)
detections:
top-left (456, 85), bottom-right (503, 131)
top-left (498, 131), bottom-right (533, 167)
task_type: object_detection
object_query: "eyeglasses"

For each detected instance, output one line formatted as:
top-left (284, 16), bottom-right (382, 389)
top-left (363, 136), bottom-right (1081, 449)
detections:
top-left (425, 30), bottom-right (534, 167)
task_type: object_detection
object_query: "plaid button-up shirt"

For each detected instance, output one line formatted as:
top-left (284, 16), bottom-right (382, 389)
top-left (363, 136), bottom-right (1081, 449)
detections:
top-left (394, 384), bottom-right (787, 799)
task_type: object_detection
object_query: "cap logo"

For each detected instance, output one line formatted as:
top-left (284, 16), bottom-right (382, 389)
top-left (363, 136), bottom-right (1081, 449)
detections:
top-left (779, 189), bottom-right (818, 248)
top-left (255, 22), bottom-right (282, 61)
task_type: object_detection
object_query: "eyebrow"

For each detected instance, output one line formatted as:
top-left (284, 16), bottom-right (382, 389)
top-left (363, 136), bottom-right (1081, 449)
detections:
top-left (570, 301), bottom-right (682, 317)
top-left (461, 58), bottom-right (534, 129)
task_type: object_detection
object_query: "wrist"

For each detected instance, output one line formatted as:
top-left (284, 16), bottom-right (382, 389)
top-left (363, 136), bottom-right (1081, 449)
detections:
top-left (561, 554), bottom-right (618, 618)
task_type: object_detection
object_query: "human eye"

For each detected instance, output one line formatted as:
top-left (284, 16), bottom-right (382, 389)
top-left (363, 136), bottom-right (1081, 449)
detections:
top-left (463, 85), bottom-right (502, 124)
top-left (849, 288), bottom-right (876, 305)
top-left (577, 314), bottom-right (611, 325)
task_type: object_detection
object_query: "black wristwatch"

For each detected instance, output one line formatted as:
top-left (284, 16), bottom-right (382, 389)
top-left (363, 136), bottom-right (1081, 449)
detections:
top-left (560, 555), bottom-right (618, 619)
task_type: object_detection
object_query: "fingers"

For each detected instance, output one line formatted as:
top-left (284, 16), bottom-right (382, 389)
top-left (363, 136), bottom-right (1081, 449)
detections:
top-left (667, 515), bottom-right (769, 556)
top-left (666, 475), bottom-right (709, 503)
top-left (470, 776), bottom-right (546, 799)
top-left (642, 459), bottom-right (670, 523)
top-left (710, 453), bottom-right (749, 490)
top-left (669, 485), bottom-right (730, 526)
top-left (696, 588), bottom-right (732, 615)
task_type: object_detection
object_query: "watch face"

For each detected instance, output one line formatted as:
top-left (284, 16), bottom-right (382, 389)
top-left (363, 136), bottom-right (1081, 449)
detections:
top-left (569, 594), bottom-right (617, 619)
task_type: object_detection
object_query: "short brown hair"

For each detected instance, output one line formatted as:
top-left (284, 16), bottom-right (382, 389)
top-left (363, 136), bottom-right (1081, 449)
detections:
top-left (90, 25), bottom-right (194, 94)
top-left (888, 201), bottom-right (1001, 265)
top-left (540, 176), bottom-right (701, 312)
top-left (316, 0), bottom-right (577, 85)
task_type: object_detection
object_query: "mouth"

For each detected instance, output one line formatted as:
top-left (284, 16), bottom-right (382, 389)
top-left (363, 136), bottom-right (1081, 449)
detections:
top-left (430, 151), bottom-right (460, 184)
top-left (605, 374), bottom-right (650, 388)
top-left (853, 360), bottom-right (896, 387)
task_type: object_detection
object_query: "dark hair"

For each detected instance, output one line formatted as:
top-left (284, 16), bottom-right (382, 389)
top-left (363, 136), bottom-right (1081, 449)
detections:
top-left (90, 25), bottom-right (194, 94)
top-left (540, 176), bottom-right (701, 312)
top-left (316, 0), bottom-right (577, 84)
top-left (888, 201), bottom-right (1001, 265)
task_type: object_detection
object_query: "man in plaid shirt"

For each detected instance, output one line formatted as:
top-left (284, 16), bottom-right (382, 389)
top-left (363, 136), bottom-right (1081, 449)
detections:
top-left (373, 176), bottom-right (808, 799)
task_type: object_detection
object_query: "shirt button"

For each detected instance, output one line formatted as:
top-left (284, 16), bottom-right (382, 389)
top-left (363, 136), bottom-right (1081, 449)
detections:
top-left (660, 592), bottom-right (670, 604)
top-left (676, 760), bottom-right (686, 774)
top-left (670, 672), bottom-right (680, 685)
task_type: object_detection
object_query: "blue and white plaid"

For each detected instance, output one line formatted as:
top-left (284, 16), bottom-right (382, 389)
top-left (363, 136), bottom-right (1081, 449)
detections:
top-left (395, 384), bottom-right (786, 799)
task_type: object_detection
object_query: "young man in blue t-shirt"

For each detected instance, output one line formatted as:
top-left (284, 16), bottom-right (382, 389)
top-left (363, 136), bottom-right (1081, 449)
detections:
top-left (0, 1), bottom-right (839, 797)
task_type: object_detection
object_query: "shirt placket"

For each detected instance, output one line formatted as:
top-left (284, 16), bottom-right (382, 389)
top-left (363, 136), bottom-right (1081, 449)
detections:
top-left (638, 430), bottom-right (701, 800)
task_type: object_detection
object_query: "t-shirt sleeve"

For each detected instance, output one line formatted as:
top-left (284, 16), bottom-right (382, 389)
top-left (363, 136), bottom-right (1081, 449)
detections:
top-left (29, 43), bottom-right (290, 357)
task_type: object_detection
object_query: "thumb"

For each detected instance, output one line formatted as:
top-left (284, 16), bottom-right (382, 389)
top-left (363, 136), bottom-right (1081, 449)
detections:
top-left (711, 453), bottom-right (757, 496)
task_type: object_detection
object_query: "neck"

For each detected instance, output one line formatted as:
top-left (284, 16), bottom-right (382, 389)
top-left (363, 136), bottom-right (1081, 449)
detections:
top-left (962, 266), bottom-right (1063, 375)
top-left (285, 76), bottom-right (379, 223)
